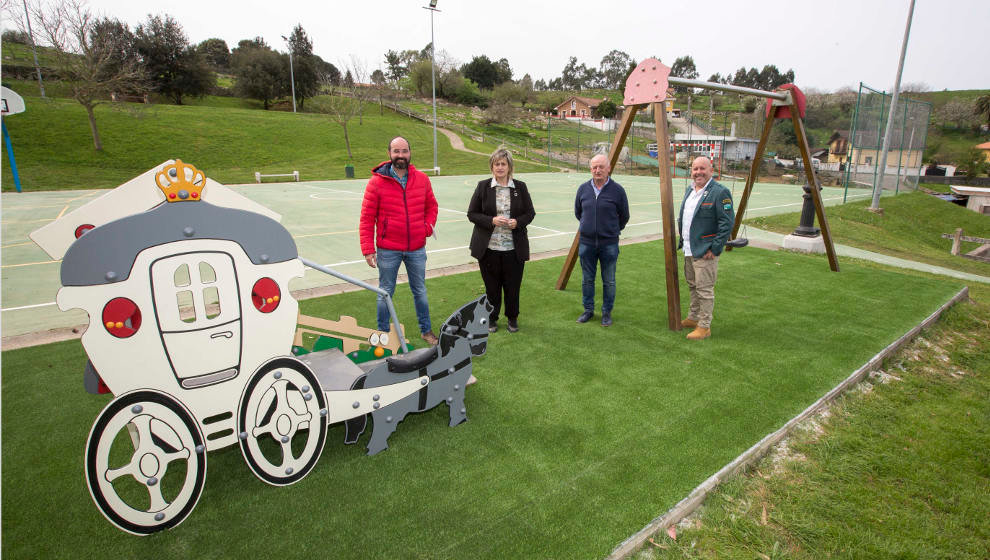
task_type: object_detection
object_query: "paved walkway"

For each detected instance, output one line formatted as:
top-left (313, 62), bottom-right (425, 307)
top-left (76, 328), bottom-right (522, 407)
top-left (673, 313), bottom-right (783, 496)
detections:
top-left (744, 227), bottom-right (990, 284)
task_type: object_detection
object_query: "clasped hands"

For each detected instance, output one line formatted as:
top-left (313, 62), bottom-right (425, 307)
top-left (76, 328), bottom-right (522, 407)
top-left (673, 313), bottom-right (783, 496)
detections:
top-left (492, 216), bottom-right (517, 229)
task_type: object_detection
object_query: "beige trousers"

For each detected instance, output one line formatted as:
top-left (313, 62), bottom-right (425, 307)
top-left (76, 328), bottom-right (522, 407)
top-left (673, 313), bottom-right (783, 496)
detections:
top-left (684, 255), bottom-right (719, 329)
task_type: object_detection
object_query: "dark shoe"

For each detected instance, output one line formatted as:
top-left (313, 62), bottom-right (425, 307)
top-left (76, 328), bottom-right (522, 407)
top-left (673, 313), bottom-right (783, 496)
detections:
top-left (601, 312), bottom-right (612, 327)
top-left (489, 323), bottom-right (498, 333)
top-left (507, 318), bottom-right (519, 332)
top-left (421, 331), bottom-right (439, 345)
top-left (682, 318), bottom-right (698, 329)
top-left (576, 310), bottom-right (594, 323)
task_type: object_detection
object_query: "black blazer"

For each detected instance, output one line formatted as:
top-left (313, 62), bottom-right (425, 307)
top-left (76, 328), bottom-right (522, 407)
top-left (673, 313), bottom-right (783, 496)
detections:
top-left (467, 179), bottom-right (536, 261)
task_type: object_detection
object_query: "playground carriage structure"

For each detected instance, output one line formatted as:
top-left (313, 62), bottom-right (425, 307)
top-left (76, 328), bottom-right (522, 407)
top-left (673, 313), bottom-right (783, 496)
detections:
top-left (30, 160), bottom-right (492, 535)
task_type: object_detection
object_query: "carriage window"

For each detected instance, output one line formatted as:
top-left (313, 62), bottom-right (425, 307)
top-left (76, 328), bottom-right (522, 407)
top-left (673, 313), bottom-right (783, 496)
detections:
top-left (173, 264), bottom-right (191, 287)
top-left (203, 287), bottom-right (221, 319)
top-left (199, 262), bottom-right (216, 283)
top-left (176, 290), bottom-right (196, 323)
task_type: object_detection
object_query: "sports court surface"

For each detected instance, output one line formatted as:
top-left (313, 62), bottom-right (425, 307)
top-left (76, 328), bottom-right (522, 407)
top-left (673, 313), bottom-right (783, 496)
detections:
top-left (0, 172), bottom-right (873, 338)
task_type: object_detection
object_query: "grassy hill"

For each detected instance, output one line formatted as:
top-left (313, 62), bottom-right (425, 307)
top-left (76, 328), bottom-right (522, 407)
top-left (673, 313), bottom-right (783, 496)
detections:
top-left (0, 81), bottom-right (548, 191)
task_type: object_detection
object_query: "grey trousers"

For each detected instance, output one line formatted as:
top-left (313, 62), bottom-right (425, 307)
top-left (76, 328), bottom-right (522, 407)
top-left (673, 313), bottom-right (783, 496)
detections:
top-left (684, 255), bottom-right (719, 329)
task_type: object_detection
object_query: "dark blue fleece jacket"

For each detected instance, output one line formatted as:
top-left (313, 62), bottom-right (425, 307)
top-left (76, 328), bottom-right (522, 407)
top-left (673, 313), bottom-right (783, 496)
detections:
top-left (574, 177), bottom-right (630, 246)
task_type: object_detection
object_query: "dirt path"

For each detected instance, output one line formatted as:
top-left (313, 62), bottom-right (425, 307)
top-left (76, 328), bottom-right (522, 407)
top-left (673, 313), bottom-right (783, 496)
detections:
top-left (437, 127), bottom-right (488, 156)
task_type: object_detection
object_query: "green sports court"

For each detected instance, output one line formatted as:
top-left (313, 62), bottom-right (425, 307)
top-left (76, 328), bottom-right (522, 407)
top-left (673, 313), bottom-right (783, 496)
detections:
top-left (0, 172), bottom-right (872, 339)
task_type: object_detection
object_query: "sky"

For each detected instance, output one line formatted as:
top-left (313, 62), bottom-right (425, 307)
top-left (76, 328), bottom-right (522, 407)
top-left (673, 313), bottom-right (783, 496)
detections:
top-left (6, 0), bottom-right (989, 92)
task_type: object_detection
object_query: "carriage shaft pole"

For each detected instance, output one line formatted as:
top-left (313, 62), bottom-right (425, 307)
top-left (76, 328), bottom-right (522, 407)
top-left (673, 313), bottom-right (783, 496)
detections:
top-left (300, 257), bottom-right (408, 353)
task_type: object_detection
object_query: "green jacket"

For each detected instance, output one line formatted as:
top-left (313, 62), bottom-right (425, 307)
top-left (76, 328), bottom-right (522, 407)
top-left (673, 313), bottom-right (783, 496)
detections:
top-left (677, 180), bottom-right (735, 257)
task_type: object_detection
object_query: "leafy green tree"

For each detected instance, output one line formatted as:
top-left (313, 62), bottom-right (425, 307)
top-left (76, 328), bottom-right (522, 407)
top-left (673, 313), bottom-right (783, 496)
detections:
top-left (134, 14), bottom-right (214, 104)
top-left (285, 25), bottom-right (321, 109)
top-left (560, 56), bottom-right (598, 90)
top-left (453, 78), bottom-right (486, 106)
top-left (197, 38), bottom-right (229, 70)
top-left (960, 148), bottom-right (987, 177)
top-left (518, 74), bottom-right (536, 107)
top-left (371, 69), bottom-right (386, 86)
top-left (670, 55), bottom-right (698, 93)
top-left (89, 18), bottom-right (141, 84)
top-left (494, 57), bottom-right (512, 84)
top-left (30, 2), bottom-right (148, 151)
top-left (231, 41), bottom-right (286, 109)
top-left (384, 49), bottom-right (408, 83)
top-left (599, 49), bottom-right (633, 89)
top-left (597, 98), bottom-right (617, 118)
top-left (461, 55), bottom-right (500, 89)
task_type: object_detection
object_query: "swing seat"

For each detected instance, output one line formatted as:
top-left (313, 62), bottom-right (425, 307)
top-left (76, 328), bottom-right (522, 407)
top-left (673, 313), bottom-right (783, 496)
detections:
top-left (726, 238), bottom-right (749, 248)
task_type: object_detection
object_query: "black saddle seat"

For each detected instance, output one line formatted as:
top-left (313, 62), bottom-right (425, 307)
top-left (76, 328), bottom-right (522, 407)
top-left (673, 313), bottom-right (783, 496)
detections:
top-left (386, 346), bottom-right (438, 374)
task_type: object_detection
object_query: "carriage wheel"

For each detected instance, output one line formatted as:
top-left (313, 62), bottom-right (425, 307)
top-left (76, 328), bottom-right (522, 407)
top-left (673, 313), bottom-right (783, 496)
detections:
top-left (237, 357), bottom-right (327, 486)
top-left (85, 390), bottom-right (206, 535)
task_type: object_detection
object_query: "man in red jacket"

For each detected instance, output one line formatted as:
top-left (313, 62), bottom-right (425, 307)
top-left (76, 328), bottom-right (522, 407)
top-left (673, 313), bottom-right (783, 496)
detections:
top-left (360, 137), bottom-right (440, 345)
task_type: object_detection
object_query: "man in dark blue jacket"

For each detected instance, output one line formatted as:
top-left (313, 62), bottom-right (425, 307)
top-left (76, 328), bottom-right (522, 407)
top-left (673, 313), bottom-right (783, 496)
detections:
top-left (574, 154), bottom-right (630, 327)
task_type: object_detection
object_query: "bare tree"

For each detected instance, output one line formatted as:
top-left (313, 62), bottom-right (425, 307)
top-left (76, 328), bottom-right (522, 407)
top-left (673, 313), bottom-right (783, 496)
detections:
top-left (311, 57), bottom-right (371, 160)
top-left (27, 0), bottom-right (148, 150)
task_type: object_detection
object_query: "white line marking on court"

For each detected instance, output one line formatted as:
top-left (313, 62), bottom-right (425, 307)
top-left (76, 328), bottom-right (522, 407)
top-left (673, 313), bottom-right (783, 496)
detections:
top-left (308, 193), bottom-right (363, 200)
top-left (438, 207), bottom-right (464, 214)
top-left (529, 225), bottom-right (563, 233)
top-left (2, 301), bottom-right (58, 312)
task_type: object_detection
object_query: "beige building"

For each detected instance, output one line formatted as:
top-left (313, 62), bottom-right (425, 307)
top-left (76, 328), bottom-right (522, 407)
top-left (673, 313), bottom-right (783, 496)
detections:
top-left (554, 96), bottom-right (606, 118)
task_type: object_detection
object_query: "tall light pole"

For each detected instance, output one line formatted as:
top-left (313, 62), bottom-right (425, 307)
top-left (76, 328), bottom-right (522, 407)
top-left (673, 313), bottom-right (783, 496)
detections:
top-left (870, 0), bottom-right (915, 212)
top-left (22, 0), bottom-right (45, 98)
top-left (423, 0), bottom-right (440, 173)
top-left (281, 35), bottom-right (297, 113)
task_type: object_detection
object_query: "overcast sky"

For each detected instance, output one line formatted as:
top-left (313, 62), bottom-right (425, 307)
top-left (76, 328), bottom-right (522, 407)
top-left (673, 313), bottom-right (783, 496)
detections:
top-left (9, 0), bottom-right (989, 92)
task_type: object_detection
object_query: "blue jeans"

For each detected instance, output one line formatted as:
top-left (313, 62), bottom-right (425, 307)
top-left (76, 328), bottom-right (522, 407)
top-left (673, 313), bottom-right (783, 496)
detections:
top-left (376, 247), bottom-right (431, 334)
top-left (578, 242), bottom-right (619, 313)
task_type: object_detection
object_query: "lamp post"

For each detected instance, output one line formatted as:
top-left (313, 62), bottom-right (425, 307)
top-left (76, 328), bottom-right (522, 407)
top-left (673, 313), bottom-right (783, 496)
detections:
top-left (22, 0), bottom-right (45, 98)
top-left (870, 0), bottom-right (915, 211)
top-left (423, 0), bottom-right (440, 173)
top-left (281, 35), bottom-right (297, 113)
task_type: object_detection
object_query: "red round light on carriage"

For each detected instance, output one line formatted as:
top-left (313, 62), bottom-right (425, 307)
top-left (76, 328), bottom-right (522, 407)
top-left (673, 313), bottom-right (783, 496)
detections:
top-left (102, 297), bottom-right (141, 338)
top-left (75, 224), bottom-right (95, 238)
top-left (252, 278), bottom-right (281, 313)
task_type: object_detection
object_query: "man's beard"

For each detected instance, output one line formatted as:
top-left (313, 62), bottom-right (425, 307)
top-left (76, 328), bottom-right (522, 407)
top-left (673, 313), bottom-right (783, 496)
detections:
top-left (392, 157), bottom-right (409, 170)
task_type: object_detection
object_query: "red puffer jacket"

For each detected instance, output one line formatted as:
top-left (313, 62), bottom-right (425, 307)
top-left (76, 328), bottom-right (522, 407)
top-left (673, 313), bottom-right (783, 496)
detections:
top-left (359, 162), bottom-right (438, 255)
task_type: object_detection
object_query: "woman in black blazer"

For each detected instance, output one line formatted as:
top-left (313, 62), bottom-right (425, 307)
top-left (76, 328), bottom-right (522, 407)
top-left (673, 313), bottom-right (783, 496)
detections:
top-left (467, 148), bottom-right (536, 333)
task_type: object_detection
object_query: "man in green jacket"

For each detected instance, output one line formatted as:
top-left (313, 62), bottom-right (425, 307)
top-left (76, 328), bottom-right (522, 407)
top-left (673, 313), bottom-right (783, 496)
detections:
top-left (677, 156), bottom-right (734, 340)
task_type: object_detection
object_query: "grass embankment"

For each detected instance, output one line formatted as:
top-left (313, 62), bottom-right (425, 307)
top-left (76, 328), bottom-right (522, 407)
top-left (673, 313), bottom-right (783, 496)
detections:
top-left (0, 82), bottom-right (546, 191)
top-left (747, 190), bottom-right (990, 277)
top-left (0, 244), bottom-right (962, 559)
top-left (641, 290), bottom-right (990, 560)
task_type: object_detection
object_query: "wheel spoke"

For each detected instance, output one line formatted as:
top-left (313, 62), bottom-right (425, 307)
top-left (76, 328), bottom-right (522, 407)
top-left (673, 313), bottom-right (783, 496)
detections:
top-left (130, 415), bottom-right (154, 449)
top-left (146, 478), bottom-right (169, 512)
top-left (279, 438), bottom-right (294, 467)
top-left (161, 447), bottom-right (191, 466)
top-left (105, 462), bottom-right (142, 483)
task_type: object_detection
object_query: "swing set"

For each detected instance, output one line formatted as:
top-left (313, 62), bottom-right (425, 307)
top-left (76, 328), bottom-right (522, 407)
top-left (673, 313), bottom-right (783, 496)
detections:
top-left (555, 58), bottom-right (839, 331)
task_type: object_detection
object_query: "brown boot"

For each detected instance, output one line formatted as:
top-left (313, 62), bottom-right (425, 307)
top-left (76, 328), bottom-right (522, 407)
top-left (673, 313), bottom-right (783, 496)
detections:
top-left (682, 318), bottom-right (698, 329)
top-left (686, 327), bottom-right (711, 340)
top-left (421, 331), bottom-right (439, 345)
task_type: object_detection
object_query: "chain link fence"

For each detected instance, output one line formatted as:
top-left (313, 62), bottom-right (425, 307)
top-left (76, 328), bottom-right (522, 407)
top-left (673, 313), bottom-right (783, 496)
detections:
top-left (843, 82), bottom-right (932, 198)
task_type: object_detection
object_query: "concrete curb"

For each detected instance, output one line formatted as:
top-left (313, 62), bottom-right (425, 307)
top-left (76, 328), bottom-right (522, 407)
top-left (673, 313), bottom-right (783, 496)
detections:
top-left (606, 285), bottom-right (970, 560)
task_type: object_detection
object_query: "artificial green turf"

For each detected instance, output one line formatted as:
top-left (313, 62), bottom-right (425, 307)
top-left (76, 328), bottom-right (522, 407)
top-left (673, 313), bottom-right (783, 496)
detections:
top-left (0, 244), bottom-right (962, 559)
top-left (646, 293), bottom-right (990, 559)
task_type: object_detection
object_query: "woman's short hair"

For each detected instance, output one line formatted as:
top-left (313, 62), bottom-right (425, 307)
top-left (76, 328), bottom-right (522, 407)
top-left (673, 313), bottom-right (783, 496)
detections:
top-left (489, 147), bottom-right (514, 179)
